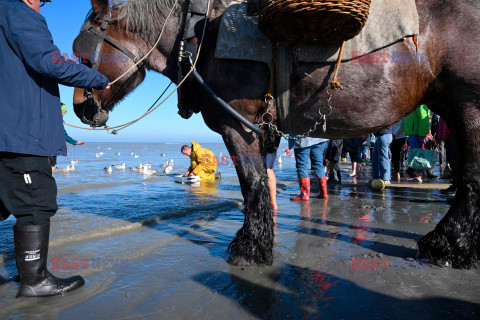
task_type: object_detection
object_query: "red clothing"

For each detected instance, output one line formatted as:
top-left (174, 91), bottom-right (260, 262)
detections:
top-left (437, 117), bottom-right (450, 141)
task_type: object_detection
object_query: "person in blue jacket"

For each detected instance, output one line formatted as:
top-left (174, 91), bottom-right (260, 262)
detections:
top-left (0, 0), bottom-right (109, 298)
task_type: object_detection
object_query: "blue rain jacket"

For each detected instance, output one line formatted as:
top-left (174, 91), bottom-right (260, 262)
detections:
top-left (0, 0), bottom-right (108, 156)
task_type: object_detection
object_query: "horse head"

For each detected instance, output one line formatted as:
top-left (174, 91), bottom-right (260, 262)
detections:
top-left (72, 0), bottom-right (184, 127)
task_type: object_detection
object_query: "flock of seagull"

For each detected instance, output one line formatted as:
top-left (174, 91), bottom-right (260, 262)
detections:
top-left (56, 149), bottom-right (292, 175)
top-left (56, 160), bottom-right (79, 173)
top-left (55, 151), bottom-right (174, 176)
top-left (103, 159), bottom-right (174, 175)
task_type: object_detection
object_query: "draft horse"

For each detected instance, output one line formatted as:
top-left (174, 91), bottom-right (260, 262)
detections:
top-left (73, 0), bottom-right (480, 268)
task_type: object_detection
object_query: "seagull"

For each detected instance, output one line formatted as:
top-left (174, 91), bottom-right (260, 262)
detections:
top-left (70, 160), bottom-right (80, 166)
top-left (164, 161), bottom-right (174, 174)
top-left (219, 152), bottom-right (223, 158)
top-left (130, 152), bottom-right (134, 156)
top-left (96, 153), bottom-right (102, 158)
top-left (104, 165), bottom-right (113, 174)
top-left (115, 152), bottom-right (121, 156)
top-left (141, 166), bottom-right (157, 175)
top-left (107, 147), bottom-right (111, 150)
top-left (161, 153), bottom-right (166, 157)
top-left (134, 155), bottom-right (139, 158)
top-left (145, 162), bottom-right (152, 170)
top-left (130, 164), bottom-right (143, 172)
top-left (277, 156), bottom-right (283, 165)
top-left (69, 163), bottom-right (75, 171)
top-left (56, 165), bottom-right (71, 173)
top-left (164, 165), bottom-right (173, 174)
top-left (113, 163), bottom-right (126, 170)
top-left (160, 161), bottom-right (170, 168)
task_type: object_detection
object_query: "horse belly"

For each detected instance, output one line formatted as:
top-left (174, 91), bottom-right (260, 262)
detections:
top-left (288, 58), bottom-right (431, 139)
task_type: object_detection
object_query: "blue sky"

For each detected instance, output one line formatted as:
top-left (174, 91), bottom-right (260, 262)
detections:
top-left (42, 1), bottom-right (222, 143)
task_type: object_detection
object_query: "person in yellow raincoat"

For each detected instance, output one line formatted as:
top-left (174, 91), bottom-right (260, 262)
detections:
top-left (181, 142), bottom-right (217, 180)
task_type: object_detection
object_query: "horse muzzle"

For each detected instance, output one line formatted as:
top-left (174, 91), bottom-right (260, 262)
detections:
top-left (73, 92), bottom-right (109, 127)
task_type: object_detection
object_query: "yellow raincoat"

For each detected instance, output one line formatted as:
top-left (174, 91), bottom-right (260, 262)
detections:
top-left (188, 142), bottom-right (217, 180)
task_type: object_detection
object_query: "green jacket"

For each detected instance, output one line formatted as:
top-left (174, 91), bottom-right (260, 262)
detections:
top-left (404, 105), bottom-right (430, 136)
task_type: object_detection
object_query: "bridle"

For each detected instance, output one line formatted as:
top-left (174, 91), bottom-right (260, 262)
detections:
top-left (73, 11), bottom-right (140, 127)
top-left (70, 1), bottom-right (264, 135)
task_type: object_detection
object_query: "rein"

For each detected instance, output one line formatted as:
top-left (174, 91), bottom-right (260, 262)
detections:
top-left (66, 0), bottom-right (193, 133)
top-left (66, 0), bottom-right (263, 135)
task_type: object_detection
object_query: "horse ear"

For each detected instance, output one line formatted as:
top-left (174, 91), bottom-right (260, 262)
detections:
top-left (91, 0), bottom-right (109, 15)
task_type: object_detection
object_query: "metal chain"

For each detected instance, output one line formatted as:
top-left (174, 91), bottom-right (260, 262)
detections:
top-left (258, 88), bottom-right (336, 141)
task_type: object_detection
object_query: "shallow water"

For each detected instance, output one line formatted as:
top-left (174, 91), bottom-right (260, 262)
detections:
top-left (0, 143), bottom-right (479, 319)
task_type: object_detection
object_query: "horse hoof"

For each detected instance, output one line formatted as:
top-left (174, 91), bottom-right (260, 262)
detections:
top-left (418, 230), bottom-right (477, 269)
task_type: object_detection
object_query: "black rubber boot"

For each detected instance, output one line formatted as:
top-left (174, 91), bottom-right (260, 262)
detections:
top-left (14, 224), bottom-right (84, 297)
top-left (336, 169), bottom-right (342, 183)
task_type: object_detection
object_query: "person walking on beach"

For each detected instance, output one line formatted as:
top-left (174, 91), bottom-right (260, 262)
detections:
top-left (49, 103), bottom-right (85, 175)
top-left (181, 142), bottom-right (218, 180)
top-left (390, 119), bottom-right (408, 182)
top-left (349, 136), bottom-right (366, 177)
top-left (289, 136), bottom-right (329, 201)
top-left (263, 153), bottom-right (279, 210)
top-left (404, 104), bottom-right (431, 182)
top-left (325, 139), bottom-right (343, 183)
top-left (0, 0), bottom-right (109, 297)
top-left (371, 127), bottom-right (394, 185)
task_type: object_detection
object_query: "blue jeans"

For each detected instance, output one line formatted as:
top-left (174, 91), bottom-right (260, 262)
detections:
top-left (294, 141), bottom-right (328, 179)
top-left (372, 134), bottom-right (393, 180)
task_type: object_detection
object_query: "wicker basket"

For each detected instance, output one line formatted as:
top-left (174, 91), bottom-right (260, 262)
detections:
top-left (255, 0), bottom-right (371, 45)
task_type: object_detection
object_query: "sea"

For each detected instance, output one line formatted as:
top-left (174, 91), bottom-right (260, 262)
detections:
top-left (0, 142), bottom-right (295, 263)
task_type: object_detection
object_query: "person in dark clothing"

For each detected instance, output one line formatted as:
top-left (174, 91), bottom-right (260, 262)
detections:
top-left (390, 119), bottom-right (408, 181)
top-left (0, 0), bottom-right (109, 297)
top-left (325, 139), bottom-right (343, 183)
top-left (349, 137), bottom-right (366, 177)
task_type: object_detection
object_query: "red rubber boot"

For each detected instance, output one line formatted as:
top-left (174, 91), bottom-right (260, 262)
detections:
top-left (290, 178), bottom-right (310, 201)
top-left (316, 176), bottom-right (328, 199)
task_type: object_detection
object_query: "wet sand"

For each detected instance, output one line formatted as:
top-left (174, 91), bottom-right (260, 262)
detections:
top-left (0, 164), bottom-right (479, 319)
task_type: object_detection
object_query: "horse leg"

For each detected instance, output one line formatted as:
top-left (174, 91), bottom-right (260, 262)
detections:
top-left (418, 102), bottom-right (480, 268)
top-left (221, 127), bottom-right (274, 266)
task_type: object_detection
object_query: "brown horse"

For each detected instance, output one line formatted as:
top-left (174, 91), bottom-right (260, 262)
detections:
top-left (73, 0), bottom-right (480, 268)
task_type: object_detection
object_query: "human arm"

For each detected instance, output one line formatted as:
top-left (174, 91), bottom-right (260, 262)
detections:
top-left (64, 128), bottom-right (78, 146)
top-left (191, 151), bottom-right (207, 176)
top-left (6, 11), bottom-right (108, 90)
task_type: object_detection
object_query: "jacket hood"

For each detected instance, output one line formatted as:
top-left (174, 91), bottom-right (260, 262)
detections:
top-left (191, 142), bottom-right (201, 151)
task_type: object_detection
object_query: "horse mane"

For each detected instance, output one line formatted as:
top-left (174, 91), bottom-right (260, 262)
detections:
top-left (112, 0), bottom-right (232, 45)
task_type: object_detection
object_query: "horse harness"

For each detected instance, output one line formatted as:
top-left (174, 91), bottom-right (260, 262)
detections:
top-left (72, 1), bottom-right (263, 135)
top-left (73, 12), bottom-right (140, 127)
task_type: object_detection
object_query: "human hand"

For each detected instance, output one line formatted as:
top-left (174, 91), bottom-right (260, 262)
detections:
top-left (185, 171), bottom-right (190, 176)
top-left (76, 141), bottom-right (85, 145)
top-left (189, 172), bottom-right (195, 176)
